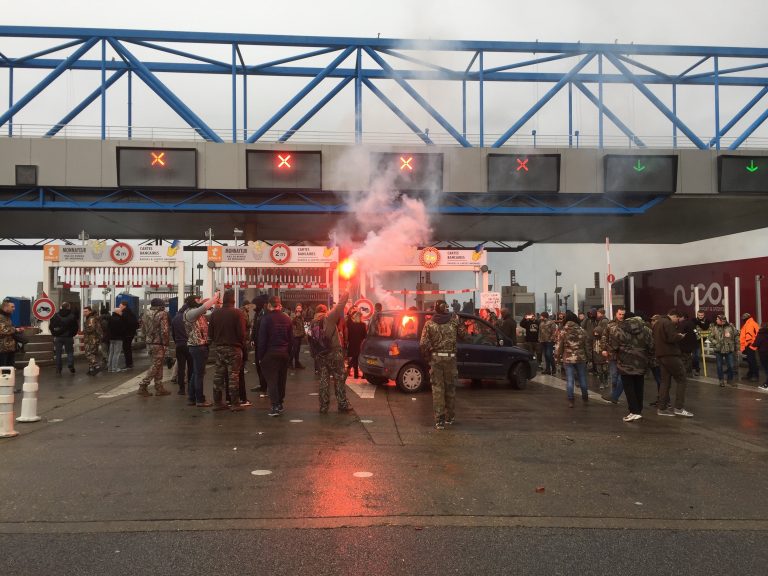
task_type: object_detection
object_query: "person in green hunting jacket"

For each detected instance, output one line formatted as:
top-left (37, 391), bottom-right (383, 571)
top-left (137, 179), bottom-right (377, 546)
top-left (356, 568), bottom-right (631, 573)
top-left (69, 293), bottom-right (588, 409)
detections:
top-left (609, 313), bottom-right (653, 422)
top-left (556, 311), bottom-right (590, 408)
top-left (708, 314), bottom-right (739, 387)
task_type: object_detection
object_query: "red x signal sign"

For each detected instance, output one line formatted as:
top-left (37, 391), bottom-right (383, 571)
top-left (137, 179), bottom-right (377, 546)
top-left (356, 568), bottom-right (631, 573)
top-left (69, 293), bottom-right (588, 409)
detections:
top-left (516, 158), bottom-right (529, 172)
top-left (277, 154), bottom-right (292, 169)
top-left (400, 156), bottom-right (414, 171)
top-left (151, 151), bottom-right (166, 167)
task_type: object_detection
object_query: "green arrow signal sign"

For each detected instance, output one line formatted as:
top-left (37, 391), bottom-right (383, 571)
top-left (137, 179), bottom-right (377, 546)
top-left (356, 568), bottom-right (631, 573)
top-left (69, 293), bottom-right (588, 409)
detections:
top-left (746, 160), bottom-right (759, 173)
top-left (633, 160), bottom-right (646, 172)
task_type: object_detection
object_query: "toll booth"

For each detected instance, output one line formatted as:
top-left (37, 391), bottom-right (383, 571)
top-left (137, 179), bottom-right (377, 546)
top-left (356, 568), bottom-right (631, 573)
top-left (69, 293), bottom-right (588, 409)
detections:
top-left (41, 241), bottom-right (186, 334)
top-left (358, 247), bottom-right (488, 311)
top-left (205, 242), bottom-right (339, 305)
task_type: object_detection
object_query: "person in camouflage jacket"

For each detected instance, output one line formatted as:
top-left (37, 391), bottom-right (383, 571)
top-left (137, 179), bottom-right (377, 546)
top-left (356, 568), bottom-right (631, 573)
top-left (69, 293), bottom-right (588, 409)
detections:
top-left (82, 306), bottom-right (103, 375)
top-left (537, 312), bottom-right (557, 375)
top-left (420, 300), bottom-right (467, 429)
top-left (591, 309), bottom-right (610, 388)
top-left (556, 312), bottom-right (589, 406)
top-left (599, 307), bottom-right (626, 403)
top-left (138, 298), bottom-right (171, 397)
top-left (708, 314), bottom-right (739, 386)
top-left (609, 314), bottom-right (653, 421)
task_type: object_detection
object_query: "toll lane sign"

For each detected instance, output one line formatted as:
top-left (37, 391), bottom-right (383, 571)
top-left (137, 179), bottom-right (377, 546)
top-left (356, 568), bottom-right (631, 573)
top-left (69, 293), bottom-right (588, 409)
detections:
top-left (33, 296), bottom-right (56, 321)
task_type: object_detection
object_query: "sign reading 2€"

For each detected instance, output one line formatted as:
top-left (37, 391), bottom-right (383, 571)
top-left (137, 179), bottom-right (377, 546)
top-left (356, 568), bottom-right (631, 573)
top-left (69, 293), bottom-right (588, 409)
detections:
top-left (270, 243), bottom-right (291, 265)
top-left (109, 242), bottom-right (134, 265)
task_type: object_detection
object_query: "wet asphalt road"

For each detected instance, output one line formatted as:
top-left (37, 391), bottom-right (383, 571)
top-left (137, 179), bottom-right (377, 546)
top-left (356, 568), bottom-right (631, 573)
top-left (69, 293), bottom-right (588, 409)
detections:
top-left (1, 351), bottom-right (767, 575)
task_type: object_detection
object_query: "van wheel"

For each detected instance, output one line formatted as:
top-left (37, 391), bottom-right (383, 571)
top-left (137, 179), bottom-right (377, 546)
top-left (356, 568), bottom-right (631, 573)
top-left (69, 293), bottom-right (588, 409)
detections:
top-left (364, 375), bottom-right (388, 386)
top-left (509, 363), bottom-right (528, 390)
top-left (396, 363), bottom-right (427, 393)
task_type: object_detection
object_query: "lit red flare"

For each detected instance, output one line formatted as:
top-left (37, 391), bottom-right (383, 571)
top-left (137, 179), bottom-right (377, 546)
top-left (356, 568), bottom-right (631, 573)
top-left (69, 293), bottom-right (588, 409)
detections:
top-left (339, 258), bottom-right (356, 279)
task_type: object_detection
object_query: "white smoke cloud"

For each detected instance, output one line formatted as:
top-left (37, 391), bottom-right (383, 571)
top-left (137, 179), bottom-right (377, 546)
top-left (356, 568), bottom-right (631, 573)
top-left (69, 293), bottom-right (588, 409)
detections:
top-left (328, 146), bottom-right (438, 308)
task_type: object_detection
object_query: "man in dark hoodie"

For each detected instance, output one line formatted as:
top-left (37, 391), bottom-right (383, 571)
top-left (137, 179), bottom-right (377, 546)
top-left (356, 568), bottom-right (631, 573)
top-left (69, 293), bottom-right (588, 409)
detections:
top-left (420, 300), bottom-right (466, 429)
top-left (210, 290), bottom-right (247, 411)
top-left (258, 295), bottom-right (292, 416)
top-left (652, 308), bottom-right (691, 417)
top-left (171, 300), bottom-right (193, 395)
top-left (119, 301), bottom-right (139, 369)
top-left (50, 302), bottom-right (79, 375)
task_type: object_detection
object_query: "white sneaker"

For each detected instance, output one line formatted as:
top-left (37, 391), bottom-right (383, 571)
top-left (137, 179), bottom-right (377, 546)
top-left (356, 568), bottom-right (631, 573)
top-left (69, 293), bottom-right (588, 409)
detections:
top-left (674, 408), bottom-right (694, 418)
top-left (622, 413), bottom-right (642, 422)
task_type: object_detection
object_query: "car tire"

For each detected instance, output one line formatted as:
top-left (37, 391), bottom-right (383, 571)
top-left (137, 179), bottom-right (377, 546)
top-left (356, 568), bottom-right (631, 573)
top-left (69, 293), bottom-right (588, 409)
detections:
top-left (364, 375), bottom-right (388, 386)
top-left (509, 362), bottom-right (528, 390)
top-left (396, 363), bottom-right (427, 393)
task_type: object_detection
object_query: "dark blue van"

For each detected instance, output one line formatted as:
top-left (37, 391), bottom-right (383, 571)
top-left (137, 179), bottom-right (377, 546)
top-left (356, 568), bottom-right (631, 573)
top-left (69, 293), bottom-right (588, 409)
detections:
top-left (360, 310), bottom-right (536, 393)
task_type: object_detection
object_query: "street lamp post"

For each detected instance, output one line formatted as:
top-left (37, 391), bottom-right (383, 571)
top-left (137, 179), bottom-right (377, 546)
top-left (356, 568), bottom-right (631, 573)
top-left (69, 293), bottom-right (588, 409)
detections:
top-left (554, 270), bottom-right (563, 315)
top-left (196, 263), bottom-right (203, 296)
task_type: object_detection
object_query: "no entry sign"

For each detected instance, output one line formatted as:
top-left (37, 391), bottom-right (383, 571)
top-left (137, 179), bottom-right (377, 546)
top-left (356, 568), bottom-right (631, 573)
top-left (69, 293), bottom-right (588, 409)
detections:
top-left (354, 298), bottom-right (374, 321)
top-left (32, 296), bottom-right (56, 321)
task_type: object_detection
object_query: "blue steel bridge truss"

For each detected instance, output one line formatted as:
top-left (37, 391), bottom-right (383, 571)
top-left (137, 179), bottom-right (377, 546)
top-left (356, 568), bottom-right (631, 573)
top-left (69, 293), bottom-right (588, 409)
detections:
top-left (0, 27), bottom-right (766, 221)
top-left (0, 26), bottom-right (767, 149)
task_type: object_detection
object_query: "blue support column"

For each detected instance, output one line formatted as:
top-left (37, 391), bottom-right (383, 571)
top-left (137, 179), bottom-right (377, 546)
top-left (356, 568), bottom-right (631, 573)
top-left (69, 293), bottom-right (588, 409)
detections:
top-left (672, 83), bottom-right (677, 148)
top-left (231, 43), bottom-right (237, 143)
top-left (568, 82), bottom-right (573, 148)
top-left (604, 53), bottom-right (706, 149)
top-left (127, 70), bottom-right (132, 140)
top-left (247, 46), bottom-right (354, 143)
top-left (492, 53), bottom-right (595, 148)
top-left (46, 69), bottom-right (126, 137)
top-left (355, 48), bottom-right (362, 144)
top-left (708, 86), bottom-right (768, 147)
top-left (574, 82), bottom-right (645, 147)
top-left (279, 77), bottom-right (352, 142)
top-left (479, 51), bottom-right (484, 148)
top-left (7, 66), bottom-right (12, 137)
top-left (362, 78), bottom-right (434, 145)
top-left (365, 47), bottom-right (471, 147)
top-left (598, 53), bottom-right (604, 149)
top-left (236, 45), bottom-right (247, 142)
top-left (462, 79), bottom-right (467, 138)
top-left (714, 56), bottom-right (720, 150)
top-left (101, 39), bottom-right (106, 140)
top-left (0, 37), bottom-right (98, 129)
top-left (109, 39), bottom-right (223, 142)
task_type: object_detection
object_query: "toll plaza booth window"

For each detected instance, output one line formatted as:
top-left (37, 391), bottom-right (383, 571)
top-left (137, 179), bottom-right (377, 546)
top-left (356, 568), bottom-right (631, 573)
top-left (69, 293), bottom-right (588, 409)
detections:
top-left (369, 313), bottom-right (394, 337)
top-left (399, 315), bottom-right (419, 339)
top-left (460, 318), bottom-right (498, 346)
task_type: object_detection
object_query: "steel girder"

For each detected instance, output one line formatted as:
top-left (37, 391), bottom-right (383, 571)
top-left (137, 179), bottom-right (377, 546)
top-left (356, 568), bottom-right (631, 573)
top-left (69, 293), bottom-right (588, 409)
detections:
top-left (0, 186), bottom-right (665, 216)
top-left (1, 26), bottom-right (768, 147)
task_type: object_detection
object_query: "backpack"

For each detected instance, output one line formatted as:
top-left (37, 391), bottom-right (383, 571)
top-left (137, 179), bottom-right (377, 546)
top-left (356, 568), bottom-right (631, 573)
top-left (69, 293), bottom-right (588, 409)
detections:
top-left (309, 318), bottom-right (333, 356)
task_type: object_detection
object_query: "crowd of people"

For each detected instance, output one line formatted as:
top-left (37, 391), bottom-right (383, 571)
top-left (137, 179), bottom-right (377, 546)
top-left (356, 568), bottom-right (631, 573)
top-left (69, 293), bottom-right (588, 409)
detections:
top-left (508, 306), bottom-right (768, 422)
top-left (3, 295), bottom-right (768, 427)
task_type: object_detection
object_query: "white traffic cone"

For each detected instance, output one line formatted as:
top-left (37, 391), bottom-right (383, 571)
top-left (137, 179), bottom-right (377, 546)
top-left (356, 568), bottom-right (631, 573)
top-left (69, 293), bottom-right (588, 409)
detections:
top-left (0, 366), bottom-right (19, 437)
top-left (17, 358), bottom-right (41, 423)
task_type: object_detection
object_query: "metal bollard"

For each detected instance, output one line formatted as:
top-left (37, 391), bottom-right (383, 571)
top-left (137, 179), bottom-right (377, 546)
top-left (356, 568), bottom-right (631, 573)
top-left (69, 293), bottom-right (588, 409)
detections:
top-left (0, 367), bottom-right (19, 438)
top-left (16, 358), bottom-right (41, 423)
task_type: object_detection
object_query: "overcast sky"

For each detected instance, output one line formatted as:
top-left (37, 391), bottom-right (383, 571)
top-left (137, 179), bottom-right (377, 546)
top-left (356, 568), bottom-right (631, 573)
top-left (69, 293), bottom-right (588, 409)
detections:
top-left (1, 0), bottom-right (767, 302)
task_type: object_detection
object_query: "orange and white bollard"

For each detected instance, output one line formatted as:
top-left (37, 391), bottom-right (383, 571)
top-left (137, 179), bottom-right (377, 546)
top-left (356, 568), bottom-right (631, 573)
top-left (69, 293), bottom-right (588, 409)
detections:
top-left (16, 358), bottom-right (41, 423)
top-left (0, 367), bottom-right (18, 438)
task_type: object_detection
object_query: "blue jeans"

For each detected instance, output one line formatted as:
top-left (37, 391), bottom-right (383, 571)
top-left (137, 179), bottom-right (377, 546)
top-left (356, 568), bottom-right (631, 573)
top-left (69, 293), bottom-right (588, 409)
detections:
top-left (188, 345), bottom-right (209, 403)
top-left (54, 336), bottom-right (75, 372)
top-left (565, 362), bottom-right (588, 400)
top-left (715, 352), bottom-right (735, 382)
top-left (108, 340), bottom-right (122, 372)
top-left (542, 342), bottom-right (555, 373)
top-left (609, 360), bottom-right (624, 401)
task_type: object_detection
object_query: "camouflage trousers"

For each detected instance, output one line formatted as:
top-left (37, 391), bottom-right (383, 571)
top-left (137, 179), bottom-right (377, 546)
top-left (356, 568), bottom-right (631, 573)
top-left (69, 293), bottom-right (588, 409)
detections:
top-left (213, 345), bottom-right (243, 404)
top-left (140, 345), bottom-right (166, 388)
top-left (84, 342), bottom-right (102, 369)
top-left (430, 356), bottom-right (457, 422)
top-left (594, 361), bottom-right (609, 388)
top-left (317, 349), bottom-right (350, 411)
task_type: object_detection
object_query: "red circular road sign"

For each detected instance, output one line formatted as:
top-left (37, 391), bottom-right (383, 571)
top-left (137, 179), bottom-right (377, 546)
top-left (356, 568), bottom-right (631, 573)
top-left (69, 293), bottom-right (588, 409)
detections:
top-left (419, 247), bottom-right (441, 269)
top-left (354, 298), bottom-right (374, 321)
top-left (110, 242), bottom-right (134, 265)
top-left (32, 297), bottom-right (56, 321)
top-left (270, 243), bottom-right (291, 265)
top-left (607, 273), bottom-right (616, 283)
